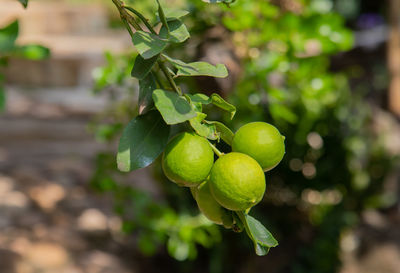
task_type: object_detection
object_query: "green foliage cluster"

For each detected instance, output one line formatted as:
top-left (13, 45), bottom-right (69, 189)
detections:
top-left (218, 1), bottom-right (395, 272)
top-left (92, 153), bottom-right (222, 260)
top-left (90, 0), bottom-right (397, 271)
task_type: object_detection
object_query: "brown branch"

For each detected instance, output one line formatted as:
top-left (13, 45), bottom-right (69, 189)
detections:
top-left (388, 0), bottom-right (400, 116)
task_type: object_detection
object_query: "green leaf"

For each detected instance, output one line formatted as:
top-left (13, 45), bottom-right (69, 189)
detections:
top-left (156, 8), bottom-right (189, 22)
top-left (184, 95), bottom-right (201, 112)
top-left (167, 236), bottom-right (190, 261)
top-left (132, 31), bottom-right (168, 59)
top-left (152, 89), bottom-right (197, 125)
top-left (255, 244), bottom-right (270, 256)
top-left (163, 55), bottom-right (228, 78)
top-left (185, 93), bottom-right (235, 120)
top-left (117, 110), bottom-right (170, 172)
top-left (17, 0), bottom-right (29, 8)
top-left (236, 212), bottom-right (278, 256)
top-left (202, 0), bottom-right (236, 3)
top-left (0, 57), bottom-right (7, 67)
top-left (156, 0), bottom-right (170, 36)
top-left (204, 120), bottom-right (234, 145)
top-left (270, 104), bottom-right (298, 124)
top-left (0, 20), bottom-right (18, 53)
top-left (210, 93), bottom-right (236, 119)
top-left (185, 93), bottom-right (210, 111)
top-left (186, 93), bottom-right (211, 105)
top-left (0, 85), bottom-right (5, 111)
top-left (138, 232), bottom-right (158, 256)
top-left (131, 54), bottom-right (159, 80)
top-left (189, 113), bottom-right (219, 140)
top-left (15, 45), bottom-right (50, 60)
top-left (138, 73), bottom-right (157, 114)
top-left (159, 19), bottom-right (190, 43)
top-left (246, 214), bottom-right (278, 247)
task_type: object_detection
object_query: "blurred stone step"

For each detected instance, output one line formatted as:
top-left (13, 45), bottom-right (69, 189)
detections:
top-left (0, 114), bottom-right (104, 169)
top-left (3, 86), bottom-right (110, 116)
top-left (0, 0), bottom-right (109, 36)
top-left (1, 1), bottom-right (131, 87)
top-left (4, 34), bottom-right (131, 86)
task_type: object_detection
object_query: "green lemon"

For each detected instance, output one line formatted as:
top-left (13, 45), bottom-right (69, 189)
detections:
top-left (190, 186), bottom-right (197, 199)
top-left (192, 181), bottom-right (233, 228)
top-left (162, 132), bottom-right (214, 187)
top-left (209, 152), bottom-right (266, 211)
top-left (232, 122), bottom-right (285, 171)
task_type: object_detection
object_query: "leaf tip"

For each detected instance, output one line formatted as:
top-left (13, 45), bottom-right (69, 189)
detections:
top-left (116, 160), bottom-right (129, 172)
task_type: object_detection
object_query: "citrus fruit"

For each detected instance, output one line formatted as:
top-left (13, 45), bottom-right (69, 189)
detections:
top-left (190, 186), bottom-right (197, 199)
top-left (209, 152), bottom-right (266, 211)
top-left (192, 181), bottom-right (233, 227)
top-left (162, 132), bottom-right (214, 187)
top-left (232, 122), bottom-right (285, 171)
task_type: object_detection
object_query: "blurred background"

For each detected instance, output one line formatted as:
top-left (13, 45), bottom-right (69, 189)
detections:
top-left (0, 0), bottom-right (399, 272)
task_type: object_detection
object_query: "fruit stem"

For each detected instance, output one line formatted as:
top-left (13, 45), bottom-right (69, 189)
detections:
top-left (208, 141), bottom-right (224, 157)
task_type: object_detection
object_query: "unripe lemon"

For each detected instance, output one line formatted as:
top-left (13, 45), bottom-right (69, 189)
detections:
top-left (162, 132), bottom-right (214, 187)
top-left (192, 181), bottom-right (233, 228)
top-left (209, 152), bottom-right (266, 211)
top-left (232, 122), bottom-right (285, 171)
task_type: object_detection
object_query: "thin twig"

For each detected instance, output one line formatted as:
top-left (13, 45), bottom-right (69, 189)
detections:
top-left (124, 6), bottom-right (158, 35)
top-left (112, 0), bottom-right (141, 31)
top-left (159, 58), bottom-right (181, 95)
top-left (112, 0), bottom-right (181, 96)
top-left (153, 71), bottom-right (166, 89)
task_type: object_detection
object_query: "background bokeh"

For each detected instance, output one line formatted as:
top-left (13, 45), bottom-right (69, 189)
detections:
top-left (0, 0), bottom-right (399, 273)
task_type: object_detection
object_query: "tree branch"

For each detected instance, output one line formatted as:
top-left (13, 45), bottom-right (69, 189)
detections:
top-left (112, 0), bottom-right (181, 95)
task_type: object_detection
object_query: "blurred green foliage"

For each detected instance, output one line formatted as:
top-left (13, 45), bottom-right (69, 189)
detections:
top-left (91, 153), bottom-right (221, 260)
top-left (0, 20), bottom-right (49, 111)
top-left (90, 0), bottom-right (397, 272)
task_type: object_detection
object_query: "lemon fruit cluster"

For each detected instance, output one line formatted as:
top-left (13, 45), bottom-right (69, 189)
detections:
top-left (162, 122), bottom-right (285, 227)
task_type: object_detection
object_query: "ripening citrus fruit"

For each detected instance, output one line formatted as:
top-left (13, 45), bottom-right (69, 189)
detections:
top-left (162, 132), bottom-right (214, 187)
top-left (209, 152), bottom-right (266, 211)
top-left (232, 122), bottom-right (285, 171)
top-left (192, 181), bottom-right (233, 228)
top-left (190, 186), bottom-right (197, 199)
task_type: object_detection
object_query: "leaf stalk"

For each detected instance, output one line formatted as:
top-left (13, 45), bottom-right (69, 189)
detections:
top-left (208, 141), bottom-right (224, 157)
